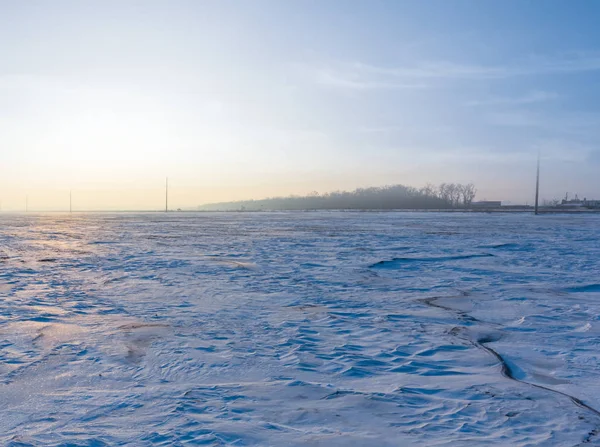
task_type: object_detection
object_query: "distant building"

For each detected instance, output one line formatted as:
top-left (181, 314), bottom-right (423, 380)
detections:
top-left (560, 199), bottom-right (584, 207)
top-left (471, 201), bottom-right (502, 208)
top-left (560, 195), bottom-right (600, 208)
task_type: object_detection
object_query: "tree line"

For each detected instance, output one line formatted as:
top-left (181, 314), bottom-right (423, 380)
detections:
top-left (198, 183), bottom-right (477, 211)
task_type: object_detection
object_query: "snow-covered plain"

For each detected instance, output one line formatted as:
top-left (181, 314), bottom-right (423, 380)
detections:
top-left (1, 212), bottom-right (600, 446)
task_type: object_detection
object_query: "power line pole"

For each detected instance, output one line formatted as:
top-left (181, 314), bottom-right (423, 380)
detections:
top-left (534, 152), bottom-right (540, 215)
top-left (165, 177), bottom-right (168, 213)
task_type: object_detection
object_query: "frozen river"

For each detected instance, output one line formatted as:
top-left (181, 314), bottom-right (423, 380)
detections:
top-left (1, 212), bottom-right (600, 446)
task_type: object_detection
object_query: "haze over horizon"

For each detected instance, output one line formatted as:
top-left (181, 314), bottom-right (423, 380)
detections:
top-left (2, 1), bottom-right (600, 210)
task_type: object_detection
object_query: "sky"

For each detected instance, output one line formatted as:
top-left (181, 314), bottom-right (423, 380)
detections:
top-left (1, 0), bottom-right (600, 210)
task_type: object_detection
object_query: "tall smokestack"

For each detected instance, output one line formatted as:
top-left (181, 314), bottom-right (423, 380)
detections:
top-left (534, 153), bottom-right (540, 215)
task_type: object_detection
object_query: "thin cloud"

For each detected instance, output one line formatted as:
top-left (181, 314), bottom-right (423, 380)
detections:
top-left (314, 68), bottom-right (428, 90)
top-left (357, 125), bottom-right (403, 133)
top-left (466, 91), bottom-right (560, 106)
top-left (353, 52), bottom-right (600, 79)
top-left (485, 110), bottom-right (600, 140)
top-left (308, 52), bottom-right (600, 89)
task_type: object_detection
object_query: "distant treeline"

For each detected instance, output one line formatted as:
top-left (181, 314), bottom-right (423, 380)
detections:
top-left (198, 183), bottom-right (476, 211)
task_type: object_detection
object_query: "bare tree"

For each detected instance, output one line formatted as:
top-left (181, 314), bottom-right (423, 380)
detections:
top-left (461, 183), bottom-right (476, 206)
top-left (421, 183), bottom-right (437, 198)
top-left (438, 183), bottom-right (450, 204)
top-left (199, 182), bottom-right (476, 211)
top-left (446, 183), bottom-right (461, 207)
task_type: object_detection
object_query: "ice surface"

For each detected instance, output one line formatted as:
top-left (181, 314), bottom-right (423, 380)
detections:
top-left (1, 212), bottom-right (600, 445)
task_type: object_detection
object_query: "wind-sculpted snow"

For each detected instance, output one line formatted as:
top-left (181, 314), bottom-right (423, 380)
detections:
top-left (1, 212), bottom-right (600, 446)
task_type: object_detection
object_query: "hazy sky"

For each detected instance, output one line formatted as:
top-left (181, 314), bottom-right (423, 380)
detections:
top-left (2, 0), bottom-right (600, 210)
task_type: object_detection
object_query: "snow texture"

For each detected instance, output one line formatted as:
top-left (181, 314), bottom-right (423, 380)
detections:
top-left (1, 212), bottom-right (600, 446)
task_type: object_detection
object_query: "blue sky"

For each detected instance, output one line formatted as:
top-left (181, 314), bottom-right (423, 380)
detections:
top-left (1, 0), bottom-right (600, 209)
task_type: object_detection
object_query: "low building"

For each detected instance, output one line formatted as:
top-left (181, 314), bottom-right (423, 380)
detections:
top-left (584, 199), bottom-right (600, 209)
top-left (471, 201), bottom-right (502, 208)
top-left (560, 200), bottom-right (584, 207)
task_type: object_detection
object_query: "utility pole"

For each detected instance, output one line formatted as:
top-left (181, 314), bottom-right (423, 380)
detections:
top-left (165, 177), bottom-right (168, 212)
top-left (26, 195), bottom-right (28, 213)
top-left (534, 153), bottom-right (540, 215)
top-left (70, 190), bottom-right (72, 213)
